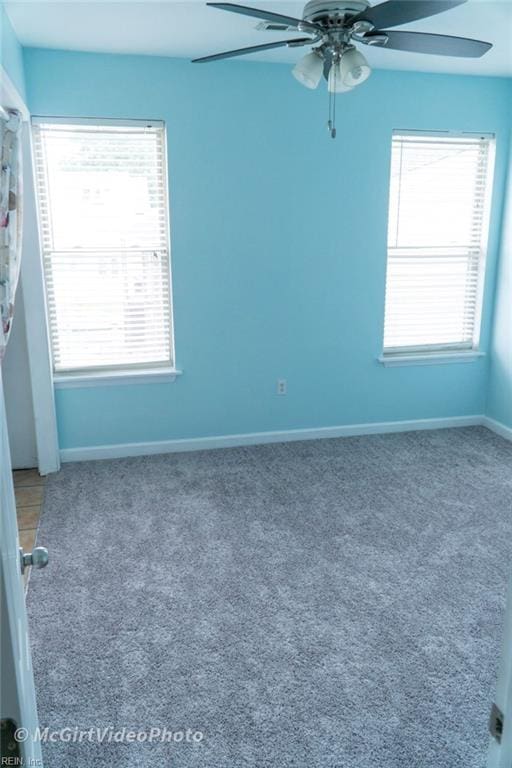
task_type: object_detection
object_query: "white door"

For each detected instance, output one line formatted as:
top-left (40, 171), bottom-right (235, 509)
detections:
top-left (3, 283), bottom-right (38, 469)
top-left (488, 573), bottom-right (512, 767)
top-left (0, 371), bottom-right (42, 765)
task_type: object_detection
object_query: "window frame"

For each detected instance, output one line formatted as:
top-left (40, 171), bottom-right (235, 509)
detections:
top-left (380, 128), bottom-right (496, 364)
top-left (31, 115), bottom-right (179, 384)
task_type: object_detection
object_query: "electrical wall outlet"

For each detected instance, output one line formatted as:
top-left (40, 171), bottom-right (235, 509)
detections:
top-left (277, 379), bottom-right (287, 395)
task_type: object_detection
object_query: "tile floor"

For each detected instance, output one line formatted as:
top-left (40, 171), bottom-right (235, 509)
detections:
top-left (13, 469), bottom-right (45, 586)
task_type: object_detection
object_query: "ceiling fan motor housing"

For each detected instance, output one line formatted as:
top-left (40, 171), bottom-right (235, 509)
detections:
top-left (301, 0), bottom-right (371, 27)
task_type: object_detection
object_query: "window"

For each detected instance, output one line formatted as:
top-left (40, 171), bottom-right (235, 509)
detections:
top-left (32, 118), bottom-right (174, 375)
top-left (382, 131), bottom-right (494, 357)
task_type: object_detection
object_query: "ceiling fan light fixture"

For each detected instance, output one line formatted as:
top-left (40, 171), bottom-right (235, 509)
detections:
top-left (292, 51), bottom-right (324, 89)
top-left (340, 47), bottom-right (371, 87)
top-left (195, 0), bottom-right (492, 138)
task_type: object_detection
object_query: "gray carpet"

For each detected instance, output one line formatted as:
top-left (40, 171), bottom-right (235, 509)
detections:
top-left (27, 427), bottom-right (512, 767)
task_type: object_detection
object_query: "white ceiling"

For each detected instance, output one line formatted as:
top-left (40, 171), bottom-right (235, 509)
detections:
top-left (5, 0), bottom-right (512, 77)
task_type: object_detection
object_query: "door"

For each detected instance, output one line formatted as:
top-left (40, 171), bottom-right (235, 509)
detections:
top-left (0, 371), bottom-right (42, 765)
top-left (488, 576), bottom-right (512, 768)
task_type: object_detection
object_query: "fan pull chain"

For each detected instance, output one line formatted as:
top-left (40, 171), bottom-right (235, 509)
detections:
top-left (327, 65), bottom-right (337, 139)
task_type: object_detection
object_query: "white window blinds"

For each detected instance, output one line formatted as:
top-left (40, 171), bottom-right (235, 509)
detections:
top-left (383, 131), bottom-right (494, 354)
top-left (32, 119), bottom-right (173, 373)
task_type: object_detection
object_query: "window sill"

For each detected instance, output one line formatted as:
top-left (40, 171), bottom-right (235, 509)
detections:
top-left (378, 351), bottom-right (484, 367)
top-left (54, 367), bottom-right (182, 389)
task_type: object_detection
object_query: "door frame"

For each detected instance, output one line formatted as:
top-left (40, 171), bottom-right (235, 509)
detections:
top-left (1, 67), bottom-right (60, 476)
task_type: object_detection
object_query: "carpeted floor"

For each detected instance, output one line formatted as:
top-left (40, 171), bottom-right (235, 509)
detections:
top-left (27, 427), bottom-right (512, 767)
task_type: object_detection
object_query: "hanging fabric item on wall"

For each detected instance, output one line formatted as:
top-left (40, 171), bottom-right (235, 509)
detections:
top-left (0, 108), bottom-right (23, 361)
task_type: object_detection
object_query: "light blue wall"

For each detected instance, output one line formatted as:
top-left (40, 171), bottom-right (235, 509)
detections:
top-left (0, 4), bottom-right (25, 99)
top-left (488, 133), bottom-right (512, 429)
top-left (23, 48), bottom-right (511, 449)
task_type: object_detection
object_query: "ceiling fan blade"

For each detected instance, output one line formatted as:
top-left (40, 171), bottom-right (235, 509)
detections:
top-left (351, 0), bottom-right (466, 29)
top-left (207, 2), bottom-right (319, 30)
top-left (192, 37), bottom-right (311, 63)
top-left (366, 29), bottom-right (492, 57)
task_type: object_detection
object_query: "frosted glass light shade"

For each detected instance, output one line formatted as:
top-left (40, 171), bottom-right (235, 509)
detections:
top-left (292, 52), bottom-right (323, 89)
top-left (340, 47), bottom-right (371, 87)
top-left (327, 62), bottom-right (353, 93)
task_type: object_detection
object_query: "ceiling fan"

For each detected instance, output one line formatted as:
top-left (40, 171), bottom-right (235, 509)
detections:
top-left (192, 1), bottom-right (492, 136)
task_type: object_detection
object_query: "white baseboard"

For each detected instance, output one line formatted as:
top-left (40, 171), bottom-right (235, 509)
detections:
top-left (482, 416), bottom-right (512, 442)
top-left (60, 414), bottom-right (485, 463)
